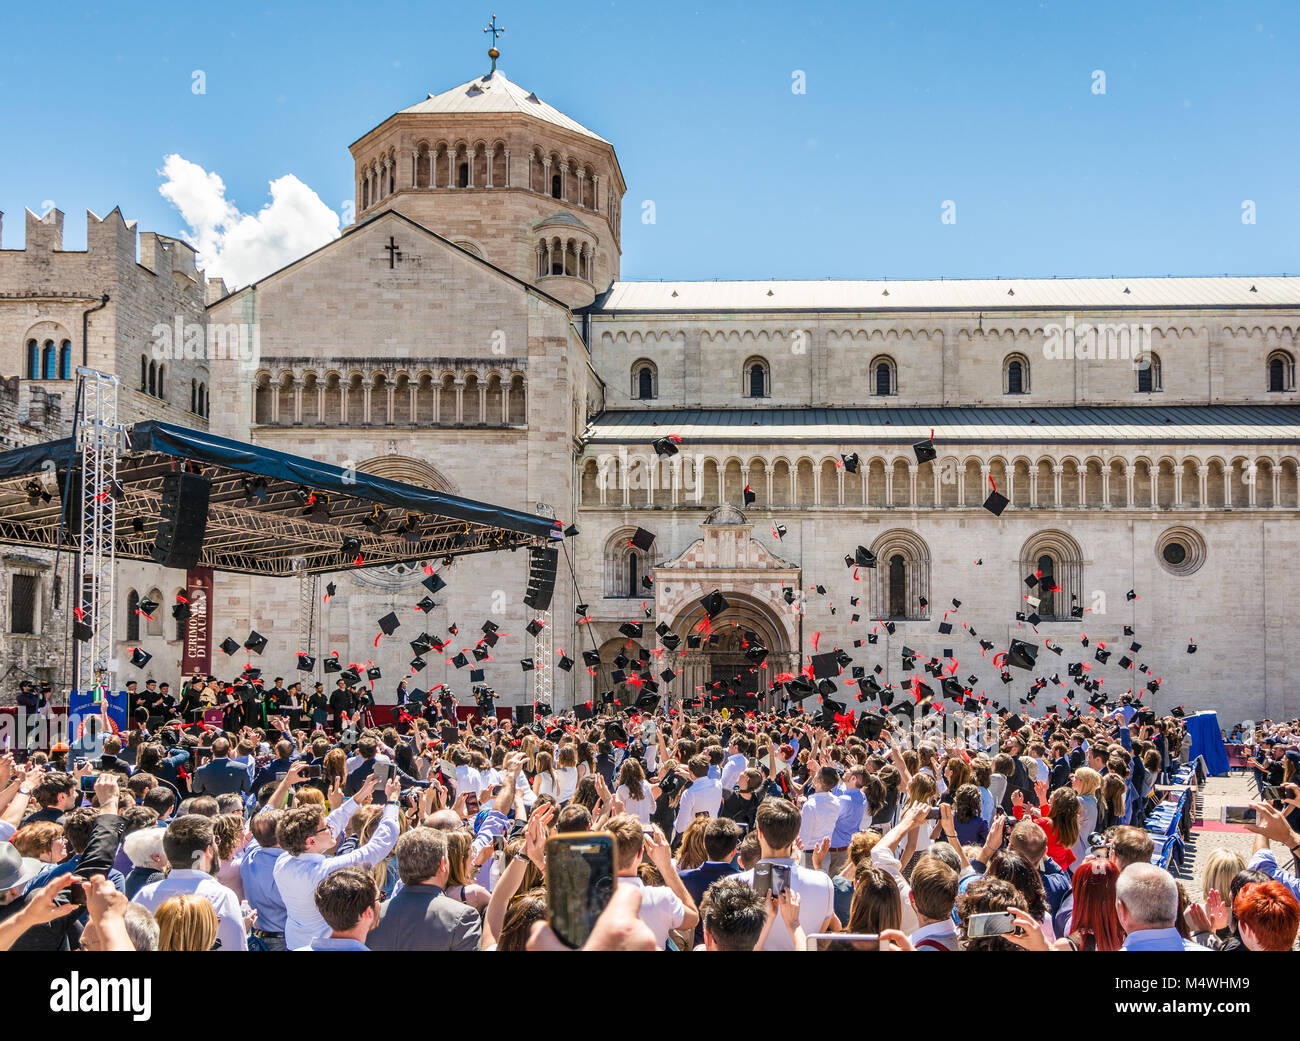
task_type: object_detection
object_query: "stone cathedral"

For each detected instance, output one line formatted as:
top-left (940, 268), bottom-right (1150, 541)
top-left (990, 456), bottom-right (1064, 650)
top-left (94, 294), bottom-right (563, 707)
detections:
top-left (2, 53), bottom-right (1298, 722)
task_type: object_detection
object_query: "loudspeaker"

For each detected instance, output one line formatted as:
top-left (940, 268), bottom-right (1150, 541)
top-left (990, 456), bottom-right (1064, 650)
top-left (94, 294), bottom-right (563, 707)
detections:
top-left (523, 545), bottom-right (557, 611)
top-left (151, 471), bottom-right (210, 569)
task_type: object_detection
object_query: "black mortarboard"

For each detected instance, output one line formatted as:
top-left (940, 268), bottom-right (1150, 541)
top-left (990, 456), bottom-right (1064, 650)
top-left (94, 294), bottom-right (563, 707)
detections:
top-left (557, 654), bottom-right (574, 672)
top-left (857, 713), bottom-right (886, 740)
top-left (422, 573), bottom-right (447, 595)
top-left (785, 678), bottom-right (816, 702)
top-left (520, 658), bottom-right (535, 671)
top-left (913, 438), bottom-right (937, 464)
top-left (701, 590), bottom-right (729, 618)
top-left (1024, 573), bottom-right (1040, 589)
top-left (635, 692), bottom-right (661, 712)
top-left (982, 486), bottom-right (1009, 516)
top-left (743, 485), bottom-right (756, 506)
top-left (941, 677), bottom-right (966, 701)
top-left (324, 656), bottom-right (342, 673)
top-left (1006, 639), bottom-right (1037, 670)
top-left (245, 631), bottom-right (268, 654)
top-left (220, 637), bottom-right (240, 656)
top-left (172, 600), bottom-right (191, 622)
top-left (470, 668), bottom-right (485, 683)
top-left (451, 652), bottom-right (468, 669)
top-left (854, 545), bottom-right (877, 568)
top-left (416, 596), bottom-right (436, 613)
top-left (137, 596), bottom-right (159, 617)
top-left (884, 622), bottom-right (896, 635)
top-left (1117, 655), bottom-right (1132, 670)
top-left (661, 632), bottom-right (681, 651)
top-left (377, 612), bottom-right (400, 637)
top-left (367, 666), bottom-right (382, 681)
top-left (866, 633), bottom-right (878, 645)
top-left (618, 621), bottom-right (643, 640)
top-left (938, 621), bottom-right (952, 635)
top-left (325, 582), bottom-right (337, 599)
top-left (687, 634), bottom-right (702, 649)
top-left (297, 653), bottom-right (315, 671)
top-left (410, 657), bottom-right (427, 672)
top-left (526, 618), bottom-right (545, 637)
top-left (840, 453), bottom-right (859, 474)
top-left (773, 524), bottom-right (788, 539)
top-left (652, 436), bottom-right (680, 458)
top-left (660, 668), bottom-right (676, 683)
top-left (341, 667), bottom-right (361, 685)
top-left (1187, 641), bottom-right (1197, 654)
top-left (610, 670), bottom-right (626, 684)
top-left (481, 619), bottom-right (500, 635)
top-left (782, 587), bottom-right (796, 604)
top-left (810, 651), bottom-right (840, 679)
top-left (817, 679), bottom-right (838, 696)
top-left (1126, 589), bottom-right (1138, 601)
top-left (628, 527), bottom-right (655, 552)
top-left (1094, 647), bottom-right (1111, 664)
top-left (582, 650), bottom-right (601, 667)
top-left (1123, 625), bottom-right (1134, 636)
top-left (129, 647), bottom-right (151, 667)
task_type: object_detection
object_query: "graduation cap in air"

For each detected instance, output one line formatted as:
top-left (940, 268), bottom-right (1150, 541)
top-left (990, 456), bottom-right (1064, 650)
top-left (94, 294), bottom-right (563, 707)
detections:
top-left (557, 654), bottom-right (574, 672)
top-left (576, 603), bottom-right (589, 617)
top-left (416, 597), bottom-right (436, 613)
top-left (297, 653), bottom-right (315, 671)
top-left (687, 633), bottom-right (702, 649)
top-left (1094, 647), bottom-right (1112, 664)
top-left (785, 678), bottom-right (816, 702)
top-left (810, 652), bottom-right (840, 680)
top-left (468, 668), bottom-right (485, 683)
top-left (652, 436), bottom-right (680, 458)
top-left (129, 647), bottom-right (151, 668)
top-left (172, 600), bottom-right (191, 622)
top-left (819, 698), bottom-right (845, 726)
top-left (1024, 573), bottom-right (1040, 590)
top-left (941, 677), bottom-right (966, 702)
top-left (520, 658), bottom-right (535, 671)
top-left (1026, 613), bottom-right (1041, 627)
top-left (661, 632), bottom-right (681, 652)
top-left (1146, 678), bottom-right (1161, 694)
top-left (377, 612), bottom-right (401, 637)
top-left (628, 528), bottom-right (655, 552)
top-left (422, 573), bottom-right (447, 596)
top-left (611, 670), bottom-right (626, 684)
top-left (913, 436), bottom-right (937, 464)
top-left (938, 621), bottom-right (953, 635)
top-left (841, 453), bottom-right (859, 474)
top-left (1006, 639), bottom-right (1037, 670)
top-left (982, 481), bottom-right (1009, 516)
top-left (891, 701), bottom-right (915, 720)
top-left (867, 633), bottom-right (879, 645)
top-left (451, 652), bottom-right (469, 669)
top-left (853, 545), bottom-right (877, 568)
top-left (745, 644), bottom-right (769, 664)
top-left (341, 667), bottom-right (361, 685)
top-left (1117, 655), bottom-right (1132, 670)
top-left (856, 713), bottom-right (886, 740)
top-left (324, 656), bottom-right (342, 673)
top-left (782, 587), bottom-right (796, 605)
top-left (701, 589), bottom-right (729, 618)
top-left (816, 679), bottom-right (838, 697)
top-left (220, 636), bottom-right (240, 656)
top-left (773, 524), bottom-right (788, 540)
top-left (366, 666), bottom-right (382, 681)
top-left (1126, 589), bottom-right (1138, 601)
top-left (410, 657), bottom-right (428, 672)
top-left (1171, 705), bottom-right (1185, 719)
top-left (635, 691), bottom-right (661, 712)
top-left (136, 596), bottom-right (159, 618)
top-left (245, 632), bottom-right (268, 654)
top-left (1071, 605), bottom-right (1084, 618)
top-left (1187, 641), bottom-right (1197, 654)
top-left (660, 667), bottom-right (677, 683)
top-left (743, 485), bottom-right (756, 506)
top-left (582, 649), bottom-right (601, 668)
top-left (1123, 625), bottom-right (1134, 636)
top-left (325, 582), bottom-right (337, 599)
top-left (618, 621), bottom-right (643, 640)
top-left (884, 622), bottom-right (896, 635)
top-left (963, 697), bottom-right (982, 713)
top-left (471, 645), bottom-right (490, 662)
top-left (526, 618), bottom-right (545, 638)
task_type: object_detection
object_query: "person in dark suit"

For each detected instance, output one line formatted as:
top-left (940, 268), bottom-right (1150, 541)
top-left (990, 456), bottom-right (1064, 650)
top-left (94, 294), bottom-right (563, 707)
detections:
top-left (367, 830), bottom-right (481, 951)
top-left (343, 735), bottom-right (422, 797)
top-left (1048, 742), bottom-right (1072, 793)
top-left (678, 817), bottom-right (743, 946)
top-left (190, 736), bottom-right (252, 796)
top-left (329, 680), bottom-right (355, 732)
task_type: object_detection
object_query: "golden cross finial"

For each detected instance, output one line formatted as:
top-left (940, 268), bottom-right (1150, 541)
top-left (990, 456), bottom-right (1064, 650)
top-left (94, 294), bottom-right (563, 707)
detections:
top-left (483, 14), bottom-right (504, 72)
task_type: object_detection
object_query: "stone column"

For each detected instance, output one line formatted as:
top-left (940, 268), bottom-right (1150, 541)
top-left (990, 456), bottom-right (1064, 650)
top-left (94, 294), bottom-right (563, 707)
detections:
top-left (576, 169), bottom-right (586, 207)
top-left (813, 467), bottom-right (822, 507)
top-left (885, 467), bottom-right (894, 507)
top-left (409, 381), bottom-right (418, 424)
top-left (1272, 463), bottom-right (1281, 507)
top-left (1224, 463), bottom-right (1233, 507)
top-left (504, 148), bottom-right (511, 188)
top-left (1101, 467), bottom-right (1111, 508)
top-left (979, 464), bottom-right (991, 509)
top-left (1173, 466), bottom-right (1183, 507)
top-left (542, 157), bottom-right (552, 196)
top-left (454, 378), bottom-right (465, 424)
top-left (477, 379), bottom-right (487, 424)
top-left (560, 162), bottom-right (568, 201)
top-left (411, 150), bottom-right (418, 188)
top-left (486, 145), bottom-right (494, 188)
top-left (766, 467), bottom-right (774, 506)
top-left (1246, 464), bottom-right (1258, 506)
top-left (1052, 465), bottom-right (1063, 508)
top-left (1197, 464), bottom-right (1208, 506)
top-left (1029, 468), bottom-right (1039, 508)
top-left (466, 146), bottom-right (476, 188)
top-left (270, 380), bottom-right (280, 424)
top-left (908, 464), bottom-right (918, 508)
top-left (957, 467), bottom-right (966, 507)
top-left (593, 174), bottom-right (601, 212)
top-left (386, 380), bottom-right (395, 425)
top-left (293, 380), bottom-right (302, 424)
top-left (1124, 464), bottom-right (1135, 508)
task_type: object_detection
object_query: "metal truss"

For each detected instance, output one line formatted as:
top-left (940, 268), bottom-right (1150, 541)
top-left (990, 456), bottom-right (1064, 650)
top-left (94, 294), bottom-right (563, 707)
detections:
top-left (75, 368), bottom-right (123, 699)
top-left (533, 608), bottom-right (553, 709)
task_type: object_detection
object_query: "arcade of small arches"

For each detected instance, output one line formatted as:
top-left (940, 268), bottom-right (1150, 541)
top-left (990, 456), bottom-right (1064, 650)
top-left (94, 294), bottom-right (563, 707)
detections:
top-left (358, 140), bottom-right (617, 221)
top-left (535, 236), bottom-right (596, 282)
top-left (580, 450), bottom-right (1300, 511)
top-left (251, 366), bottom-right (527, 427)
top-left (24, 337), bottom-right (72, 381)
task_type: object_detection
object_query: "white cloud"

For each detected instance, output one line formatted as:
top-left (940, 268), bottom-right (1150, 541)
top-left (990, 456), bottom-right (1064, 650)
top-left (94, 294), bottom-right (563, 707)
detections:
top-left (158, 154), bottom-right (341, 290)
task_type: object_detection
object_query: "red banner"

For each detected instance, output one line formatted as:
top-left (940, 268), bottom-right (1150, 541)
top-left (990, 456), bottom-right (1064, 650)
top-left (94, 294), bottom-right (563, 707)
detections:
top-left (181, 566), bottom-right (213, 677)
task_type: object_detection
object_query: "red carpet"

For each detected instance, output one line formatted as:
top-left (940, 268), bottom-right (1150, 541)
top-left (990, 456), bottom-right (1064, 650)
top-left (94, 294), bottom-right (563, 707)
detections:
top-left (1193, 821), bottom-right (1252, 834)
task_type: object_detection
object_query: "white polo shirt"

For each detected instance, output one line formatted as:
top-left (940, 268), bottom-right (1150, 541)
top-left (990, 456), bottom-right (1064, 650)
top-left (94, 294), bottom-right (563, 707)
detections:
top-left (737, 857), bottom-right (834, 950)
top-left (617, 876), bottom-right (685, 948)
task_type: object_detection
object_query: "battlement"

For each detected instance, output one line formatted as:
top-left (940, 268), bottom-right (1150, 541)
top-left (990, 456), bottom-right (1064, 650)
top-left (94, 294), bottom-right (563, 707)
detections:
top-left (0, 208), bottom-right (225, 299)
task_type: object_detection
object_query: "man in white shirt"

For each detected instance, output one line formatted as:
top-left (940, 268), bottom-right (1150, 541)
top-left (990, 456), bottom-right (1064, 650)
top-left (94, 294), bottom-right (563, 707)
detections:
top-left (610, 814), bottom-right (698, 947)
top-left (673, 755), bottom-right (723, 837)
top-left (272, 772), bottom-right (402, 949)
top-left (132, 813), bottom-right (247, 952)
top-left (797, 765), bottom-right (845, 868)
top-left (737, 797), bottom-right (836, 950)
top-left (907, 856), bottom-right (962, 950)
top-left (719, 737), bottom-right (749, 792)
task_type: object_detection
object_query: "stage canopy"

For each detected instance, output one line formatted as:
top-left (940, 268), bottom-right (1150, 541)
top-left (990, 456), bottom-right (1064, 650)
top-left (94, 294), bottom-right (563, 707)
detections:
top-left (0, 420), bottom-right (561, 576)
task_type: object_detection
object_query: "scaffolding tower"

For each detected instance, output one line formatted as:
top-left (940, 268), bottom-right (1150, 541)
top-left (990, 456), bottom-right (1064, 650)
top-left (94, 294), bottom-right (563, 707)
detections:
top-left (75, 368), bottom-right (123, 699)
top-left (533, 608), bottom-right (553, 710)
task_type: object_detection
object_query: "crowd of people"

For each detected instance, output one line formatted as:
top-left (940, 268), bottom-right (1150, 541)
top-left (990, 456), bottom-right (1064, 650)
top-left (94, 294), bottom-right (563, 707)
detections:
top-left (1, 680), bottom-right (1298, 952)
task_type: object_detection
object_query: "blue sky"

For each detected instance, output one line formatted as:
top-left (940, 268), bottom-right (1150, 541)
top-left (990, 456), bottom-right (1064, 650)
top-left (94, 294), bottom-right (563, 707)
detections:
top-left (1, 0), bottom-right (1297, 282)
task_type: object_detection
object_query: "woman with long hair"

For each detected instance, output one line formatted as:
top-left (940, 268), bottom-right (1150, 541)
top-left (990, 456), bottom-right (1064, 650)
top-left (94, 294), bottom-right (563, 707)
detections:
top-left (570, 775), bottom-right (601, 814)
top-left (322, 747), bottom-right (348, 794)
top-left (951, 783), bottom-right (989, 846)
top-left (846, 864), bottom-right (903, 935)
top-left (444, 829), bottom-right (490, 913)
top-left (555, 744), bottom-right (579, 803)
top-left (1058, 856), bottom-right (1124, 950)
top-left (985, 849), bottom-right (1053, 939)
top-left (155, 893), bottom-right (219, 951)
top-left (532, 750), bottom-right (560, 801)
top-left (1097, 773), bottom-right (1128, 832)
top-left (211, 813), bottom-right (249, 902)
top-left (615, 757), bottom-right (656, 824)
top-left (1070, 767), bottom-right (1101, 863)
top-left (675, 813), bottom-right (710, 871)
top-left (1013, 786), bottom-right (1080, 872)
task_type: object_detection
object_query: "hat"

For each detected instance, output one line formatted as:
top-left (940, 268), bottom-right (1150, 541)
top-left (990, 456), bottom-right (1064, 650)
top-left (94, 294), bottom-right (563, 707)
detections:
top-left (937, 621), bottom-right (952, 635)
top-left (137, 596), bottom-right (159, 617)
top-left (520, 658), bottom-right (535, 671)
top-left (840, 453), bottom-right (859, 474)
top-left (700, 590), bottom-right (729, 618)
top-left (810, 651), bottom-right (840, 680)
top-left (782, 587), bottom-right (796, 605)
top-left (582, 649), bottom-right (601, 667)
top-left (0, 843), bottom-right (45, 892)
top-left (451, 652), bottom-right (468, 669)
top-left (634, 692), bottom-right (661, 712)
top-left (422, 573), bottom-right (447, 595)
top-left (618, 621), bottom-right (643, 640)
top-left (245, 631), bottom-right (268, 655)
top-left (557, 654), bottom-right (574, 672)
top-left (526, 618), bottom-right (545, 638)
top-left (73, 618), bottom-right (92, 642)
top-left (297, 653), bottom-right (315, 672)
top-left (129, 647), bottom-right (151, 668)
top-left (982, 484), bottom-right (1009, 516)
top-left (410, 657), bottom-right (428, 672)
top-left (172, 600), bottom-right (191, 622)
top-left (784, 678), bottom-right (816, 702)
top-left (324, 656), bottom-right (342, 673)
top-left (652, 436), bottom-right (680, 458)
top-left (470, 668), bottom-right (486, 683)
top-left (377, 612), bottom-right (401, 637)
top-left (913, 437), bottom-right (937, 464)
top-left (1006, 639), bottom-right (1037, 670)
top-left (413, 596), bottom-right (435, 613)
top-left (366, 666), bottom-right (382, 681)
top-left (853, 545), bottom-right (877, 568)
top-left (661, 631), bottom-right (681, 652)
top-left (743, 485), bottom-right (756, 506)
top-left (941, 677), bottom-right (966, 701)
top-left (341, 667), bottom-right (361, 685)
top-left (219, 637), bottom-right (240, 656)
top-left (660, 667), bottom-right (677, 683)
top-left (628, 527), bottom-right (655, 552)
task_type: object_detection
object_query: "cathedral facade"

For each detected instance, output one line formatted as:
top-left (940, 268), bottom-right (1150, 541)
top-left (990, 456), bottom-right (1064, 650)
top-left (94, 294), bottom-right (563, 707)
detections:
top-left (2, 62), bottom-right (1298, 722)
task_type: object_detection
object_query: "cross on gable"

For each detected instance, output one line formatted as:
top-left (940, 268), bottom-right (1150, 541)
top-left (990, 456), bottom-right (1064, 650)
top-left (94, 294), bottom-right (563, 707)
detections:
top-left (383, 236), bottom-right (403, 269)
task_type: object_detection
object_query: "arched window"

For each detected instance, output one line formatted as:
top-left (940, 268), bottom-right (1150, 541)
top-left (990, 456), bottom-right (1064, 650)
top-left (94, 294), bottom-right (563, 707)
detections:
top-left (1268, 350), bottom-right (1295, 392)
top-left (872, 356), bottom-right (897, 396)
top-left (1136, 352), bottom-right (1162, 393)
top-left (145, 587), bottom-right (164, 637)
top-left (26, 340), bottom-right (39, 379)
top-left (125, 589), bottom-right (140, 642)
top-left (627, 553), bottom-right (639, 596)
top-left (58, 341), bottom-right (71, 379)
top-left (191, 379), bottom-right (197, 413)
top-left (141, 355), bottom-right (148, 391)
top-left (42, 341), bottom-right (55, 379)
top-left (172, 588), bottom-right (186, 641)
top-left (458, 162), bottom-right (469, 188)
top-left (605, 528), bottom-right (653, 598)
top-left (199, 383), bottom-right (208, 417)
top-left (744, 357), bottom-right (769, 399)
top-left (1020, 531), bottom-right (1083, 622)
top-left (157, 364), bottom-right (165, 399)
top-left (551, 173), bottom-right (562, 199)
top-left (632, 360), bottom-right (657, 401)
top-left (147, 361), bottom-right (157, 397)
top-left (1036, 554), bottom-right (1055, 618)
top-left (887, 555), bottom-right (907, 618)
top-left (1004, 353), bottom-right (1029, 395)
